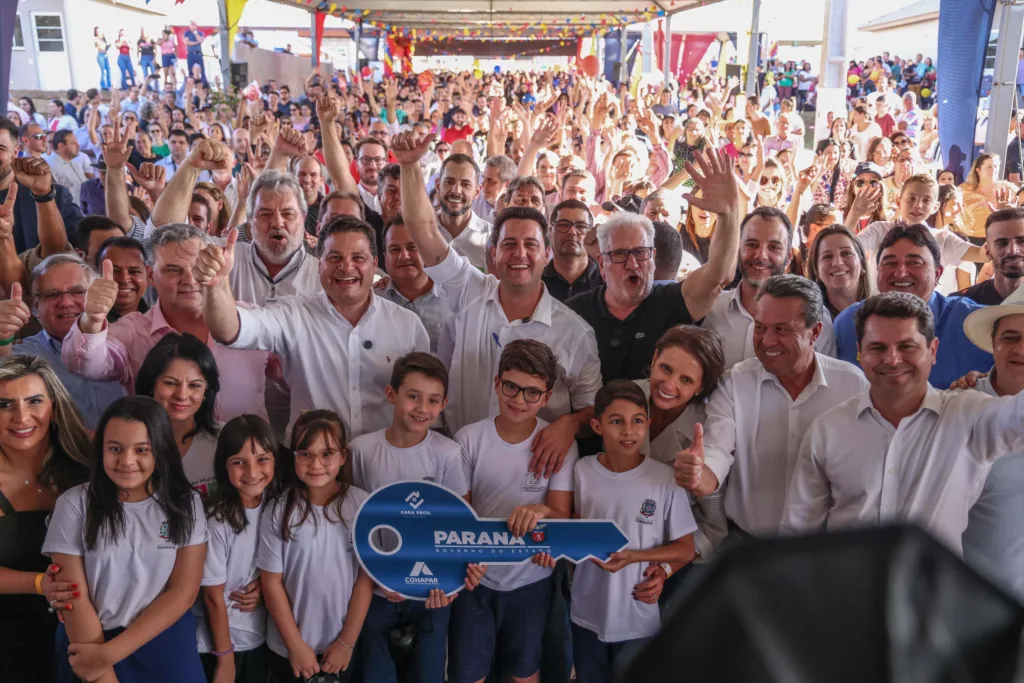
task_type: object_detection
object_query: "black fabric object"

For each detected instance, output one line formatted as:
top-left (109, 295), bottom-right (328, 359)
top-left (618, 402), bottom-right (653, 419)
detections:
top-left (623, 525), bottom-right (1024, 683)
top-left (954, 278), bottom-right (1006, 306)
top-left (542, 259), bottom-right (604, 303)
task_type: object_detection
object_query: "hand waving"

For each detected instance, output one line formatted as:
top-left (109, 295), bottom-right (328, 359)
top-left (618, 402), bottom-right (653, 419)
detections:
top-left (682, 148), bottom-right (742, 216)
top-left (192, 228), bottom-right (238, 288)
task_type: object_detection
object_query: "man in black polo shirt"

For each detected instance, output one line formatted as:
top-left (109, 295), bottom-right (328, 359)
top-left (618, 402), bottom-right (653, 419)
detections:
top-left (566, 149), bottom-right (741, 381)
top-left (957, 207), bottom-right (1024, 306)
top-left (542, 199), bottom-right (603, 302)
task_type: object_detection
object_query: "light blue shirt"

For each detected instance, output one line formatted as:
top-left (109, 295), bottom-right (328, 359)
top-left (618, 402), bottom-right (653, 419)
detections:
top-left (834, 291), bottom-right (993, 391)
top-left (13, 331), bottom-right (125, 430)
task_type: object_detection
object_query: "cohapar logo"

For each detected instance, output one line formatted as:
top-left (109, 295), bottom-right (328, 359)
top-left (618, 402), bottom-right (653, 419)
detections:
top-left (406, 562), bottom-right (439, 586)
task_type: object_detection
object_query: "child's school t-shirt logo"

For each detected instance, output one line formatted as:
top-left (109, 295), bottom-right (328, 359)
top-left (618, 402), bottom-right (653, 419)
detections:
top-left (636, 499), bottom-right (657, 525)
top-left (158, 521), bottom-right (170, 541)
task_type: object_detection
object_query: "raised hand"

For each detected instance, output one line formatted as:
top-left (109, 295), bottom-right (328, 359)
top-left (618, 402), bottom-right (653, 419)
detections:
top-left (384, 76), bottom-right (399, 103)
top-left (192, 227), bottom-right (238, 288)
top-left (0, 282), bottom-right (31, 341)
top-left (248, 111), bottom-right (272, 138)
top-left (11, 158), bottom-right (53, 196)
top-left (236, 163), bottom-right (257, 204)
top-left (673, 422), bottom-right (718, 497)
top-left (315, 95), bottom-right (341, 124)
top-left (187, 139), bottom-right (231, 172)
top-left (682, 149), bottom-right (742, 215)
top-left (848, 183), bottom-right (883, 220)
top-left (391, 131), bottom-right (437, 166)
top-left (82, 260), bottom-right (119, 332)
top-left (127, 162), bottom-right (167, 199)
top-left (274, 126), bottom-right (308, 158)
top-left (102, 116), bottom-right (136, 169)
top-left (0, 183), bottom-right (16, 240)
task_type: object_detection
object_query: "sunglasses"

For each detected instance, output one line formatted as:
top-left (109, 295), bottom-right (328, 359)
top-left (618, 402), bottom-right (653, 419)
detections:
top-left (854, 178), bottom-right (880, 188)
top-left (760, 176), bottom-right (782, 186)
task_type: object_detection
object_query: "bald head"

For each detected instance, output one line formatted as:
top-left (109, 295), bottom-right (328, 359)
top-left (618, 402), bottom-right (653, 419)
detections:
top-left (450, 140), bottom-right (475, 158)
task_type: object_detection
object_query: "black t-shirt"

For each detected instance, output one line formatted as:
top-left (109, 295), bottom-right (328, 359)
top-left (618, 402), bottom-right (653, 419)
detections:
top-left (541, 259), bottom-right (604, 303)
top-left (955, 279), bottom-right (1006, 306)
top-left (138, 39), bottom-right (156, 57)
top-left (566, 283), bottom-right (695, 382)
top-left (1005, 138), bottom-right (1022, 180)
top-left (681, 232), bottom-right (711, 265)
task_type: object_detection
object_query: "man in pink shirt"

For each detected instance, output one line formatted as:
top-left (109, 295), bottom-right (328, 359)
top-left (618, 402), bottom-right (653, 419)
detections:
top-left (63, 223), bottom-right (270, 421)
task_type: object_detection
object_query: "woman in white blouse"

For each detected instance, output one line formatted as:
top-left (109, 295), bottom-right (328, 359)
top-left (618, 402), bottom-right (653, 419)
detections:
top-left (634, 325), bottom-right (729, 602)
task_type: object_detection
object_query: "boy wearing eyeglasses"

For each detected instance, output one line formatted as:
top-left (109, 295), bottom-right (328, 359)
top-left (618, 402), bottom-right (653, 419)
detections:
top-left (450, 339), bottom-right (577, 683)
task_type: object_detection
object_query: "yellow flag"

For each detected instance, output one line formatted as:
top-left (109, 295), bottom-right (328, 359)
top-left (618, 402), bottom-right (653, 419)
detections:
top-left (225, 0), bottom-right (249, 59)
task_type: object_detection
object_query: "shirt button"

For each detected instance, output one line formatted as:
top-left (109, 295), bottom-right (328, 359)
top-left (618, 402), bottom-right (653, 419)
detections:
top-left (888, 469), bottom-right (893, 475)
top-left (885, 504), bottom-right (892, 510)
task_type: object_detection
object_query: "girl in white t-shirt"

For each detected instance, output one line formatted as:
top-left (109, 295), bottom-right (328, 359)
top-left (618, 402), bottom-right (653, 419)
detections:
top-left (258, 409), bottom-right (373, 683)
top-left (195, 414), bottom-right (279, 683)
top-left (43, 396), bottom-right (209, 683)
top-left (135, 333), bottom-right (223, 500)
top-left (571, 381), bottom-right (697, 683)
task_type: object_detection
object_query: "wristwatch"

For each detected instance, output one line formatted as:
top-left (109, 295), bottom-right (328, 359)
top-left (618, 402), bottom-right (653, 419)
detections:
top-left (659, 562), bottom-right (673, 577)
top-left (30, 187), bottom-right (56, 203)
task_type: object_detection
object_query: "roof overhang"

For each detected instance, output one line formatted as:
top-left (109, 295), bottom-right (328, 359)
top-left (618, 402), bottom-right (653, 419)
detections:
top-left (266, 0), bottom-right (724, 39)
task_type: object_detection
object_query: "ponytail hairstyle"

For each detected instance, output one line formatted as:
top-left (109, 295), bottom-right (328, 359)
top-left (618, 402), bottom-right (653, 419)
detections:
top-left (205, 415), bottom-right (279, 534)
top-left (278, 410), bottom-right (353, 541)
top-left (85, 397), bottom-right (196, 550)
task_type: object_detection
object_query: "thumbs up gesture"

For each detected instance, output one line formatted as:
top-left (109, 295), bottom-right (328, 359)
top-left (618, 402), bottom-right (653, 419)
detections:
top-left (81, 260), bottom-right (119, 333)
top-left (0, 282), bottom-right (31, 342)
top-left (192, 228), bottom-right (238, 288)
top-left (673, 423), bottom-right (718, 496)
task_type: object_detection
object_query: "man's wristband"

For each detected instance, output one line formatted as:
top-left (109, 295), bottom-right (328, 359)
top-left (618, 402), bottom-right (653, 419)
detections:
top-left (659, 562), bottom-right (673, 578)
top-left (34, 572), bottom-right (45, 595)
top-left (31, 188), bottom-right (56, 203)
top-left (212, 646), bottom-right (234, 657)
top-left (0, 336), bottom-right (16, 346)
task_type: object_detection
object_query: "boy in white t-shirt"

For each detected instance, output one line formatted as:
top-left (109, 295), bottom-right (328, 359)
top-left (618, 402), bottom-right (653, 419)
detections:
top-left (850, 173), bottom-right (986, 293)
top-left (349, 352), bottom-right (468, 683)
top-left (571, 380), bottom-right (697, 683)
top-left (450, 340), bottom-right (577, 683)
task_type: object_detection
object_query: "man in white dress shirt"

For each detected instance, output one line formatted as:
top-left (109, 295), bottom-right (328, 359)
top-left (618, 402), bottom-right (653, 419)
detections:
top-left (394, 131), bottom-right (602, 476)
top-left (194, 215), bottom-right (429, 438)
top-left (959, 286), bottom-right (1024, 598)
top-left (433, 152), bottom-right (492, 269)
top-left (703, 207), bottom-right (836, 369)
top-left (675, 275), bottom-right (867, 536)
top-left (781, 292), bottom-right (1024, 552)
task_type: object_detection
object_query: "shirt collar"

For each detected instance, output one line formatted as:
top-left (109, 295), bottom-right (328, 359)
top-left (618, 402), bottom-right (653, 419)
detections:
top-left (485, 284), bottom-right (554, 326)
top-left (148, 302), bottom-right (176, 336)
top-left (383, 277), bottom-right (440, 303)
top-left (856, 384), bottom-right (943, 418)
top-left (976, 368), bottom-right (999, 398)
top-left (41, 329), bottom-right (62, 353)
top-left (321, 290), bottom-right (377, 328)
top-left (759, 352), bottom-right (829, 394)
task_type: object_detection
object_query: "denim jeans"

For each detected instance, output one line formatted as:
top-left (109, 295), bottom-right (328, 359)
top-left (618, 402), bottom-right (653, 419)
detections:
top-left (140, 54), bottom-right (157, 79)
top-left (117, 54), bottom-right (136, 89)
top-left (187, 52), bottom-right (207, 85)
top-left (355, 595), bottom-right (450, 683)
top-left (570, 623), bottom-right (650, 683)
top-left (97, 52), bottom-right (111, 90)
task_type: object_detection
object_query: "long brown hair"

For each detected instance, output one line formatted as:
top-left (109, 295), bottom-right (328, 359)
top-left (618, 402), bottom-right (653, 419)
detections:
top-left (682, 188), bottom-right (716, 259)
top-left (965, 153), bottom-right (998, 191)
top-left (194, 182), bottom-right (232, 237)
top-left (277, 410), bottom-right (353, 542)
top-left (806, 224), bottom-right (874, 305)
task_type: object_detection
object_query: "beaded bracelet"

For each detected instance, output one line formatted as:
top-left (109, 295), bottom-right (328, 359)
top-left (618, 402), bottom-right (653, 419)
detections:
top-left (212, 646), bottom-right (234, 657)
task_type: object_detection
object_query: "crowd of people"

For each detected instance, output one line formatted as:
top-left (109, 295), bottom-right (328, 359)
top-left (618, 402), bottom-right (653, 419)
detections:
top-left (0, 51), bottom-right (1023, 683)
top-left (92, 22), bottom-right (209, 93)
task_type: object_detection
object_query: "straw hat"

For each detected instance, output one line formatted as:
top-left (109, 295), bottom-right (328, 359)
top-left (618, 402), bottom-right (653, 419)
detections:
top-left (963, 285), bottom-right (1024, 352)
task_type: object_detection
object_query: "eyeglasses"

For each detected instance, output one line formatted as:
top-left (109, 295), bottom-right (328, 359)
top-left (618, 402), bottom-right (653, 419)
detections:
top-left (603, 247), bottom-right (654, 264)
top-left (553, 220), bottom-right (591, 234)
top-left (38, 287), bottom-right (87, 303)
top-left (500, 380), bottom-right (545, 404)
top-left (854, 178), bottom-right (881, 188)
top-left (760, 176), bottom-right (782, 186)
top-left (27, 133), bottom-right (47, 141)
top-left (359, 156), bottom-right (387, 165)
top-left (295, 448), bottom-right (342, 464)
top-left (738, 152), bottom-right (755, 159)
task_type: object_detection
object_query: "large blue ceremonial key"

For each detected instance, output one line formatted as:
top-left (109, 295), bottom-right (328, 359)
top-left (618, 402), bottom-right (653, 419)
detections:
top-left (353, 480), bottom-right (628, 600)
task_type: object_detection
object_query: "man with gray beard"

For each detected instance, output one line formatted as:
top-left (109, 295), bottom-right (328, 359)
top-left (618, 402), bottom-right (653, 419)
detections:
top-left (702, 206), bottom-right (835, 369)
top-left (566, 148), bottom-right (742, 382)
top-left (433, 152), bottom-right (493, 269)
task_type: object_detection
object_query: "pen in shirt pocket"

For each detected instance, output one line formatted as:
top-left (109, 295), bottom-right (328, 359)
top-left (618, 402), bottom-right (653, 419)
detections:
top-left (492, 332), bottom-right (501, 349)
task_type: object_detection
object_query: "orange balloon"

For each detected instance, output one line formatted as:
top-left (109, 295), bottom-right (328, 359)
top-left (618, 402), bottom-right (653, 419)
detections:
top-left (581, 55), bottom-right (600, 78)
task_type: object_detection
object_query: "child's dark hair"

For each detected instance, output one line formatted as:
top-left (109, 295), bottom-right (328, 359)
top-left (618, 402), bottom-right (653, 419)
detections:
top-left (389, 352), bottom-right (449, 397)
top-left (497, 339), bottom-right (557, 391)
top-left (278, 410), bottom-right (353, 541)
top-left (594, 380), bottom-right (649, 420)
top-left (85, 397), bottom-right (195, 549)
top-left (205, 415), bottom-right (279, 534)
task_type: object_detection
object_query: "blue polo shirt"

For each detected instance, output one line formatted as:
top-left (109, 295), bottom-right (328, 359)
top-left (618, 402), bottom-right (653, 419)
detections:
top-left (834, 291), bottom-right (993, 391)
top-left (184, 29), bottom-right (204, 55)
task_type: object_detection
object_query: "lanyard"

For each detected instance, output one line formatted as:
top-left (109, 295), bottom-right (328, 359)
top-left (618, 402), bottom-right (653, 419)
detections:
top-left (250, 244), bottom-right (304, 301)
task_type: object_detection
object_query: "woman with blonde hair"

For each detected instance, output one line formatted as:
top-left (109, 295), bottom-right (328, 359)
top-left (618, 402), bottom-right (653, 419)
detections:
top-left (960, 153), bottom-right (1018, 242)
top-left (0, 356), bottom-right (93, 682)
top-left (194, 182), bottom-right (232, 238)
